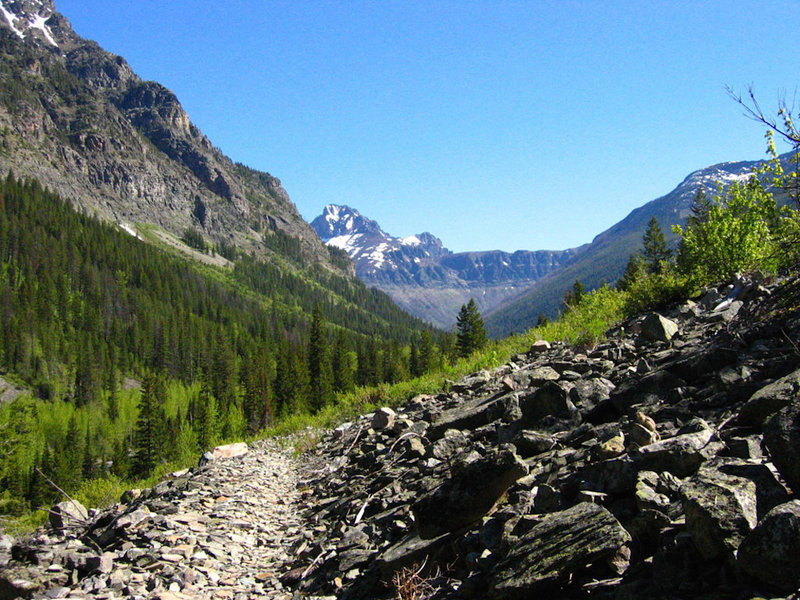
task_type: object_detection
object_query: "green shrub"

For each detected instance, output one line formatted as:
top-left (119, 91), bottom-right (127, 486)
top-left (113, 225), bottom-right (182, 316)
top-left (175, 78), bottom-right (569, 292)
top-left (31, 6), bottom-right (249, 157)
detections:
top-left (622, 270), bottom-right (691, 316)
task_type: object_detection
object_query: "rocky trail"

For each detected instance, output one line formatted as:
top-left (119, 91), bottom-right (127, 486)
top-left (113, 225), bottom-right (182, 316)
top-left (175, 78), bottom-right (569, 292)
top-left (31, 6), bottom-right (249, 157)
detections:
top-left (1, 440), bottom-right (323, 600)
top-left (6, 273), bottom-right (800, 600)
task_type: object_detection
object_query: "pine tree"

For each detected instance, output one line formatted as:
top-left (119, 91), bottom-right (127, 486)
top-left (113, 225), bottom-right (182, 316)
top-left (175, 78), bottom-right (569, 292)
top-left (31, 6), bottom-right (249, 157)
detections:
top-left (307, 305), bottom-right (333, 412)
top-left (195, 367), bottom-right (218, 452)
top-left (243, 350), bottom-right (272, 434)
top-left (642, 216), bottom-right (672, 274)
top-left (563, 280), bottom-right (586, 311)
top-left (456, 298), bottom-right (487, 358)
top-left (133, 371), bottom-right (166, 476)
top-left (687, 187), bottom-right (713, 227)
top-left (332, 330), bottom-right (355, 393)
top-left (617, 253), bottom-right (647, 291)
top-left (273, 340), bottom-right (293, 417)
top-left (418, 330), bottom-right (434, 374)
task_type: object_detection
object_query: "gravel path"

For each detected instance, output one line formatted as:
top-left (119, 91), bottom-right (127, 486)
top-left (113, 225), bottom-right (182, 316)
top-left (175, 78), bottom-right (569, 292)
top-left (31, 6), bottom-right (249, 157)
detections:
top-left (1, 439), bottom-right (327, 600)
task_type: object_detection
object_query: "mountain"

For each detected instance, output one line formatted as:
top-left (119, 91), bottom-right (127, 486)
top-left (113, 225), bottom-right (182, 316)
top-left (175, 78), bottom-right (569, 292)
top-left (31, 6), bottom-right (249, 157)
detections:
top-left (312, 204), bottom-right (579, 329)
top-left (0, 0), bottom-right (438, 395)
top-left (0, 0), bottom-right (336, 269)
top-left (484, 157), bottom-right (769, 336)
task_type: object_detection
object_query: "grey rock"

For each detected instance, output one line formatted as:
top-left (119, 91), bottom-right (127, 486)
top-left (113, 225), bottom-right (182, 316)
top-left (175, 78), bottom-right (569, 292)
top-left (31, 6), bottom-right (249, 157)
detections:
top-left (631, 429), bottom-right (723, 477)
top-left (737, 500), bottom-right (800, 593)
top-left (739, 368), bottom-right (800, 428)
top-left (512, 430), bottom-right (556, 457)
top-left (430, 429), bottom-right (469, 461)
top-left (412, 446), bottom-right (528, 539)
top-left (763, 399), bottom-right (800, 493)
top-left (490, 503), bottom-right (631, 598)
top-left (48, 501), bottom-right (89, 532)
top-left (641, 313), bottom-right (679, 342)
top-left (531, 484), bottom-right (563, 514)
top-left (519, 381), bottom-right (578, 427)
top-left (371, 407), bottom-right (396, 431)
top-left (680, 461), bottom-right (758, 560)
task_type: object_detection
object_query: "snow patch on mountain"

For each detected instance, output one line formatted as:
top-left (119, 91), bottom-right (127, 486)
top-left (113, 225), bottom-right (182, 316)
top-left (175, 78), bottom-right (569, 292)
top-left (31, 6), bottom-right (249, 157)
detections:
top-left (327, 233), bottom-right (364, 254)
top-left (0, 0), bottom-right (57, 46)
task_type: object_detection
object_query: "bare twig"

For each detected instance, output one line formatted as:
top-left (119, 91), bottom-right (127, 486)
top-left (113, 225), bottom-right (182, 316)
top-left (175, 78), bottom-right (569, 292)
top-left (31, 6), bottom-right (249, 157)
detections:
top-left (345, 425), bottom-right (365, 455)
top-left (34, 467), bottom-right (90, 528)
top-left (300, 547), bottom-right (326, 580)
top-left (727, 84), bottom-right (800, 146)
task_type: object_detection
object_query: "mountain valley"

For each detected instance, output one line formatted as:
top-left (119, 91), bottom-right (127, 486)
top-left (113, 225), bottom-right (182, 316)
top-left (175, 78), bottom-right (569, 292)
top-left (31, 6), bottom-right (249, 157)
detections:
top-left (312, 204), bottom-right (579, 329)
top-left (4, 2), bottom-right (800, 600)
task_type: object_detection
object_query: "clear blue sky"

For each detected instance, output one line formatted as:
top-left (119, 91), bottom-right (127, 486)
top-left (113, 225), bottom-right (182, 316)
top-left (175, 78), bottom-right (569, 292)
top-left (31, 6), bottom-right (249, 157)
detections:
top-left (57, 0), bottom-right (800, 253)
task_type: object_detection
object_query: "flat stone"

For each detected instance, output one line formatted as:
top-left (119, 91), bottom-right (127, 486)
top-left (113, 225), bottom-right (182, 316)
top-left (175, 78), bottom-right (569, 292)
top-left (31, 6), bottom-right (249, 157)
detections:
top-left (490, 502), bottom-right (631, 597)
top-left (412, 445), bottom-right (528, 539)
top-left (630, 429), bottom-right (723, 477)
top-left (211, 442), bottom-right (249, 460)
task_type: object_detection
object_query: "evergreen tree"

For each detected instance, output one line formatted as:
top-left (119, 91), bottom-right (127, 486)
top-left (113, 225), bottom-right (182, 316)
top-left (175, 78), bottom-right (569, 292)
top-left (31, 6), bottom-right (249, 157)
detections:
top-left (307, 305), bottom-right (333, 412)
top-left (455, 298), bottom-right (487, 358)
top-left (409, 340), bottom-right (420, 378)
top-left (642, 216), bottom-right (672, 274)
top-left (58, 415), bottom-right (83, 492)
top-left (133, 371), bottom-right (166, 476)
top-left (211, 331), bottom-right (236, 414)
top-left (418, 330), bottom-right (434, 374)
top-left (563, 280), bottom-right (586, 311)
top-left (273, 340), bottom-right (293, 417)
top-left (243, 350), bottom-right (272, 434)
top-left (195, 367), bottom-right (218, 452)
top-left (332, 330), bottom-right (355, 393)
top-left (687, 187), bottom-right (713, 227)
top-left (616, 253), bottom-right (647, 291)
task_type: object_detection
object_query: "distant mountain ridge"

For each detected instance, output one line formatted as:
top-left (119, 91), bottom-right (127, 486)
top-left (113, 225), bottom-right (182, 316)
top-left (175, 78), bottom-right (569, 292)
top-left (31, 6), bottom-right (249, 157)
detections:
top-left (312, 204), bottom-right (578, 328)
top-left (484, 156), bottom-right (777, 336)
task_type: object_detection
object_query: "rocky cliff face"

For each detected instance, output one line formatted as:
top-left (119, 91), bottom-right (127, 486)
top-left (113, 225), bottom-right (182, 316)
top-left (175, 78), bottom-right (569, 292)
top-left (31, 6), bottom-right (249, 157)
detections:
top-left (0, 0), bottom-right (332, 267)
top-left (6, 273), bottom-right (800, 599)
top-left (312, 204), bottom-right (578, 328)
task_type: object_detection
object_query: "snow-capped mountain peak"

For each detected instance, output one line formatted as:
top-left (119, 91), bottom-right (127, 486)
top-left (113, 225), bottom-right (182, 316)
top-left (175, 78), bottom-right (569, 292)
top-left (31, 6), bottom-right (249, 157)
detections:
top-left (311, 204), bottom-right (449, 276)
top-left (311, 204), bottom-right (576, 328)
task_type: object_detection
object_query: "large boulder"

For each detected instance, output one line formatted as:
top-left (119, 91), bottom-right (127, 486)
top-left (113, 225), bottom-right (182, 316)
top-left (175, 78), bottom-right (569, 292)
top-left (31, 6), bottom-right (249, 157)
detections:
top-left (48, 500), bottom-right (89, 532)
top-left (737, 500), bottom-right (800, 593)
top-left (519, 381), bottom-right (578, 427)
top-left (412, 445), bottom-right (528, 539)
top-left (680, 461), bottom-right (758, 560)
top-left (641, 313), bottom-right (679, 342)
top-left (762, 400), bottom-right (800, 493)
top-left (738, 368), bottom-right (800, 428)
top-left (490, 502), bottom-right (631, 598)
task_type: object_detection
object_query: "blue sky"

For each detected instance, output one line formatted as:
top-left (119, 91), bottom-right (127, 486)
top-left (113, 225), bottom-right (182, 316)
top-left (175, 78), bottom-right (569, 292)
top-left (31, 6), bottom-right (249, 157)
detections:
top-left (57, 0), bottom-right (800, 253)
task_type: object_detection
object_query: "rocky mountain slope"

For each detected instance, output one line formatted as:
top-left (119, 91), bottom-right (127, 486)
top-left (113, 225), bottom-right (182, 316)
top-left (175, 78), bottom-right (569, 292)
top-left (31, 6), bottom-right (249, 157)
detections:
top-left (0, 0), bottom-right (334, 268)
top-left (6, 273), bottom-right (800, 599)
top-left (484, 158), bottom-right (772, 336)
top-left (312, 204), bottom-right (578, 328)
